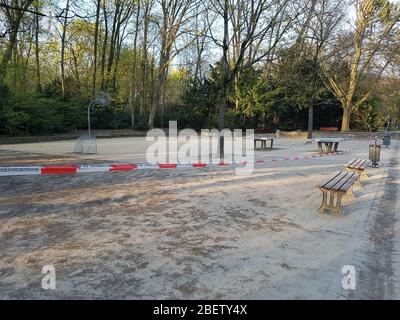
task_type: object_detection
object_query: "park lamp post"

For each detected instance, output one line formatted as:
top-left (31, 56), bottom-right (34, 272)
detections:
top-left (87, 92), bottom-right (110, 136)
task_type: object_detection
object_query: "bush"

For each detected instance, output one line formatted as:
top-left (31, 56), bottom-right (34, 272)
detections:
top-left (0, 93), bottom-right (87, 135)
top-left (351, 97), bottom-right (384, 131)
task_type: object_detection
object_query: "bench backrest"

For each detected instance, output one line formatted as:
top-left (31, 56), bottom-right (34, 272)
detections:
top-left (320, 127), bottom-right (338, 132)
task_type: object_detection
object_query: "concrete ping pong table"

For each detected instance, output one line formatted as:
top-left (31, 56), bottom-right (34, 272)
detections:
top-left (254, 137), bottom-right (274, 150)
top-left (313, 138), bottom-right (345, 154)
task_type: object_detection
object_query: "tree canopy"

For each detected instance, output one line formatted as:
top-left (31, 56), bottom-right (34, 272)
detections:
top-left (0, 0), bottom-right (399, 136)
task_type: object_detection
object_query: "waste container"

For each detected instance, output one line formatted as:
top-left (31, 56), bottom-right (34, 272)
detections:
top-left (369, 140), bottom-right (381, 168)
top-left (382, 135), bottom-right (390, 148)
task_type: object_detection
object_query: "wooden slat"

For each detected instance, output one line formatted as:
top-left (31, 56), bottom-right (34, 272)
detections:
top-left (350, 159), bottom-right (362, 169)
top-left (345, 158), bottom-right (357, 167)
top-left (322, 171), bottom-right (348, 190)
top-left (329, 172), bottom-right (355, 191)
top-left (338, 173), bottom-right (359, 192)
top-left (354, 159), bottom-right (365, 169)
top-left (320, 171), bottom-right (359, 192)
top-left (360, 160), bottom-right (367, 169)
top-left (318, 170), bottom-right (342, 188)
top-left (346, 158), bottom-right (369, 170)
top-left (358, 160), bottom-right (369, 169)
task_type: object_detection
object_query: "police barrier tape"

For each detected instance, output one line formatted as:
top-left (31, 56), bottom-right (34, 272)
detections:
top-left (0, 150), bottom-right (349, 176)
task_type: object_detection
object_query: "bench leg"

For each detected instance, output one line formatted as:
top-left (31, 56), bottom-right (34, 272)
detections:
top-left (270, 139), bottom-right (273, 149)
top-left (318, 190), bottom-right (329, 213)
top-left (319, 190), bottom-right (344, 215)
top-left (334, 193), bottom-right (343, 215)
top-left (357, 176), bottom-right (362, 186)
top-left (318, 142), bottom-right (323, 154)
top-left (355, 169), bottom-right (368, 182)
top-left (345, 186), bottom-right (355, 199)
top-left (333, 142), bottom-right (339, 152)
top-left (326, 142), bottom-right (333, 153)
top-left (346, 167), bottom-right (363, 186)
top-left (329, 190), bottom-right (335, 208)
top-left (262, 140), bottom-right (266, 150)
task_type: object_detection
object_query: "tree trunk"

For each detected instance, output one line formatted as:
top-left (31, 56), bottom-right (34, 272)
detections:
top-left (60, 0), bottom-right (71, 99)
top-left (92, 0), bottom-right (101, 97)
top-left (33, 2), bottom-right (41, 92)
top-left (148, 68), bottom-right (166, 129)
top-left (341, 106), bottom-right (351, 132)
top-left (111, 29), bottom-right (123, 92)
top-left (307, 104), bottom-right (313, 139)
top-left (218, 85), bottom-right (229, 158)
top-left (100, 0), bottom-right (108, 90)
top-left (218, 0), bottom-right (230, 158)
top-left (0, 1), bottom-right (32, 86)
top-left (0, 27), bottom-right (19, 85)
top-left (141, 0), bottom-right (150, 115)
top-left (105, 0), bottom-right (121, 91)
top-left (147, 6), bottom-right (168, 129)
top-left (130, 2), bottom-right (141, 129)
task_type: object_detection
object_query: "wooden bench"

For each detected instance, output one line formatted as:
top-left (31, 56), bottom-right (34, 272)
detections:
top-left (254, 137), bottom-right (274, 150)
top-left (317, 171), bottom-right (360, 215)
top-left (345, 158), bottom-right (370, 181)
top-left (320, 127), bottom-right (338, 132)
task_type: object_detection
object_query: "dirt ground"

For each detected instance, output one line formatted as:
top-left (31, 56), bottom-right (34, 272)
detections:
top-left (0, 136), bottom-right (399, 299)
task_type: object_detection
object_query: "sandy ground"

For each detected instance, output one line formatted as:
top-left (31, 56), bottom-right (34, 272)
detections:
top-left (0, 136), bottom-right (399, 299)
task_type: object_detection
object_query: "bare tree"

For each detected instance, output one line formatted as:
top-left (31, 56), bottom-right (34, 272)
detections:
top-left (91, 0), bottom-right (101, 96)
top-left (129, 0), bottom-right (141, 128)
top-left (147, 0), bottom-right (199, 129)
top-left (207, 0), bottom-right (299, 156)
top-left (59, 0), bottom-right (71, 98)
top-left (0, 0), bottom-right (35, 85)
top-left (321, 0), bottom-right (400, 131)
top-left (294, 0), bottom-right (346, 138)
top-left (100, 0), bottom-right (108, 90)
top-left (139, 0), bottom-right (152, 115)
top-left (33, 0), bottom-right (41, 92)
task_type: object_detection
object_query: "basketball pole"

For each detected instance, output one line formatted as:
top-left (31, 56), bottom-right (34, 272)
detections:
top-left (87, 92), bottom-right (109, 137)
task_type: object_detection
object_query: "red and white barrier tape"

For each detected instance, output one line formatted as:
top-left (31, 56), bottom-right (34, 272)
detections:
top-left (0, 150), bottom-right (349, 176)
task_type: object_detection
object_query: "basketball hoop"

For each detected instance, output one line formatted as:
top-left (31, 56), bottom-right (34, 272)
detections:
top-left (87, 91), bottom-right (110, 136)
top-left (93, 91), bottom-right (110, 107)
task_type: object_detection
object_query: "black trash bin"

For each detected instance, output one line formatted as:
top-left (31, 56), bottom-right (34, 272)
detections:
top-left (382, 135), bottom-right (390, 148)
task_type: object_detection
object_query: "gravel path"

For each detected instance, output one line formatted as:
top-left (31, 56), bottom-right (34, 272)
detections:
top-left (349, 142), bottom-right (399, 299)
top-left (1, 138), bottom-right (399, 299)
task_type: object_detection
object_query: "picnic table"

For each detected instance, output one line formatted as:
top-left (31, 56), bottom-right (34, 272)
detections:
top-left (313, 138), bottom-right (345, 154)
top-left (254, 137), bottom-right (274, 150)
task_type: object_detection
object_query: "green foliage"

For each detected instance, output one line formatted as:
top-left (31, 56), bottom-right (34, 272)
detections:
top-left (387, 92), bottom-right (400, 129)
top-left (0, 94), bottom-right (63, 135)
top-left (0, 40), bottom-right (390, 135)
top-left (162, 78), bottom-right (220, 130)
top-left (160, 54), bottom-right (345, 132)
top-left (351, 95), bottom-right (385, 131)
